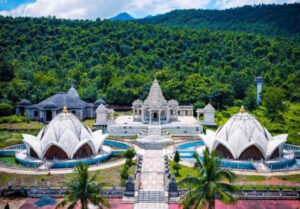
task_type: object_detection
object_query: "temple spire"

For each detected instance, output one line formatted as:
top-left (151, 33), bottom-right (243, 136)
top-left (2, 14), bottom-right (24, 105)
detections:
top-left (63, 106), bottom-right (68, 113)
top-left (240, 105), bottom-right (245, 113)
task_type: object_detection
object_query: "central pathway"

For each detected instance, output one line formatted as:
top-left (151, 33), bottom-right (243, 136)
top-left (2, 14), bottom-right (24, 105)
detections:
top-left (134, 149), bottom-right (169, 209)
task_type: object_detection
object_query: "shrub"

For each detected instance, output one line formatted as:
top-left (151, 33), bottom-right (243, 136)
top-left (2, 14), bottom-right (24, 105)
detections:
top-left (0, 102), bottom-right (13, 116)
top-left (0, 115), bottom-right (29, 124)
top-left (174, 150), bottom-right (180, 163)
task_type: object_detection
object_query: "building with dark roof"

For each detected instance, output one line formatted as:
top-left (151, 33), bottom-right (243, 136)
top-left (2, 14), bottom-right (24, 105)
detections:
top-left (16, 87), bottom-right (106, 123)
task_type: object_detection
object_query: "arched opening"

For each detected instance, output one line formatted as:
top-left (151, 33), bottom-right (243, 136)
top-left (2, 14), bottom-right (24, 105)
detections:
top-left (153, 112), bottom-right (158, 120)
top-left (30, 148), bottom-right (39, 158)
top-left (270, 148), bottom-right (280, 159)
top-left (73, 144), bottom-right (93, 159)
top-left (46, 110), bottom-right (52, 122)
top-left (215, 144), bottom-right (233, 159)
top-left (20, 107), bottom-right (25, 116)
top-left (71, 110), bottom-right (76, 114)
top-left (44, 145), bottom-right (68, 160)
top-left (239, 145), bottom-right (264, 160)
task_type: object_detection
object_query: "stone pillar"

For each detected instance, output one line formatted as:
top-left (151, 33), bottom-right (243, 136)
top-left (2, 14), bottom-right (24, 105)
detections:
top-left (141, 109), bottom-right (144, 123)
top-left (110, 113), bottom-right (114, 123)
top-left (167, 109), bottom-right (169, 122)
top-left (133, 108), bottom-right (135, 120)
top-left (197, 111), bottom-right (199, 120)
top-left (149, 110), bottom-right (152, 124)
top-left (159, 110), bottom-right (161, 124)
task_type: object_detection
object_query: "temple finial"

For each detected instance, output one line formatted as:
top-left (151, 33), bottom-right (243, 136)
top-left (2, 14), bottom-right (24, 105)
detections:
top-left (240, 105), bottom-right (245, 113)
top-left (63, 106), bottom-right (68, 113)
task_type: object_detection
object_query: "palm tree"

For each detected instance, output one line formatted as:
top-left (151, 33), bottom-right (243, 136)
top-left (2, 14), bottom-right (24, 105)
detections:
top-left (56, 163), bottom-right (110, 209)
top-left (179, 148), bottom-right (240, 209)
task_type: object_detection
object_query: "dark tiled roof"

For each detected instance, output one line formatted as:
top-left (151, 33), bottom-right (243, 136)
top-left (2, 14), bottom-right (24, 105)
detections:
top-left (28, 88), bottom-right (92, 110)
top-left (19, 99), bottom-right (32, 106)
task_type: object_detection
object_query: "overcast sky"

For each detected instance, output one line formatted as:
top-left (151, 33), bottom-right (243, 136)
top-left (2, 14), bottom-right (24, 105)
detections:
top-left (0, 0), bottom-right (298, 19)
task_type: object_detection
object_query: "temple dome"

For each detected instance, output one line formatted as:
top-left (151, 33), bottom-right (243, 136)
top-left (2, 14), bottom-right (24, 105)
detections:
top-left (22, 110), bottom-right (107, 160)
top-left (200, 107), bottom-right (287, 160)
top-left (94, 98), bottom-right (106, 106)
top-left (143, 78), bottom-right (168, 109)
top-left (132, 99), bottom-right (143, 108)
top-left (19, 99), bottom-right (31, 106)
top-left (67, 87), bottom-right (79, 99)
top-left (168, 99), bottom-right (179, 108)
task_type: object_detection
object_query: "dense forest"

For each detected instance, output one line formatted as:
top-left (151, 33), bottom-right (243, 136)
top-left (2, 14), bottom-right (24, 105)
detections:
top-left (0, 15), bottom-right (299, 110)
top-left (138, 4), bottom-right (300, 40)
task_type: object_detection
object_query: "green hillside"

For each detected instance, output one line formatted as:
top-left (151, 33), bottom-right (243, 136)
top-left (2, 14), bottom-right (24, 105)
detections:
top-left (138, 4), bottom-right (300, 40)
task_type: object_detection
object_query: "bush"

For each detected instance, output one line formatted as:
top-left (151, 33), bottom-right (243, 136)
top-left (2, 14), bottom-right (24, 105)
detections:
top-left (124, 148), bottom-right (136, 161)
top-left (125, 158), bottom-right (132, 167)
top-left (0, 115), bottom-right (29, 124)
top-left (120, 165), bottom-right (129, 185)
top-left (0, 102), bottom-right (13, 116)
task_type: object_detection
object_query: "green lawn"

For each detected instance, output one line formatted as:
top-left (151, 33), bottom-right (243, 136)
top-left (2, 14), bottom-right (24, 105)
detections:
top-left (275, 175), bottom-right (300, 183)
top-left (0, 131), bottom-right (37, 149)
top-left (0, 159), bottom-right (134, 189)
top-left (169, 160), bottom-right (198, 181)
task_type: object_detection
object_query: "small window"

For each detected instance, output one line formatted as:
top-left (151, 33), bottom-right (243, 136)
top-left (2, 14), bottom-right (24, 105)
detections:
top-left (34, 111), bottom-right (38, 117)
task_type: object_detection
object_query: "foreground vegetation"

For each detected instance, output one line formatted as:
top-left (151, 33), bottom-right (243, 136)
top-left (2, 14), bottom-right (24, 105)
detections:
top-left (178, 149), bottom-right (239, 209)
top-left (57, 163), bottom-right (110, 209)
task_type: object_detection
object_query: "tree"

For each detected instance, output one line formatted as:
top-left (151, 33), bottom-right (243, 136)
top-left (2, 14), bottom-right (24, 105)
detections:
top-left (4, 203), bottom-right (9, 209)
top-left (179, 148), bottom-right (240, 209)
top-left (172, 163), bottom-right (181, 177)
top-left (56, 163), bottom-right (110, 209)
top-left (124, 148), bottom-right (136, 165)
top-left (174, 150), bottom-right (180, 163)
top-left (0, 102), bottom-right (13, 116)
top-left (263, 87), bottom-right (286, 122)
top-left (244, 86), bottom-right (257, 111)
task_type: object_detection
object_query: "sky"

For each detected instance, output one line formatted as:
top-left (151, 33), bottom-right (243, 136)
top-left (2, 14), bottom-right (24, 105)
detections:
top-left (0, 0), bottom-right (299, 19)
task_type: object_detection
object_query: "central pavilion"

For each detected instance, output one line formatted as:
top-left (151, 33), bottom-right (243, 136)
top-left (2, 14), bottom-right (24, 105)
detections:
top-left (132, 78), bottom-right (179, 124)
top-left (107, 78), bottom-right (212, 139)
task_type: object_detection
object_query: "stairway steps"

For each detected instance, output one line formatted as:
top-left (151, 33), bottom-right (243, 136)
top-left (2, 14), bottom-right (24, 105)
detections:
top-left (137, 191), bottom-right (165, 203)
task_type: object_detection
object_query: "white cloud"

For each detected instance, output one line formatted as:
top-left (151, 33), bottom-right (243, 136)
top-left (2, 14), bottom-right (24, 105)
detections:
top-left (0, 0), bottom-right (212, 19)
top-left (0, 0), bottom-right (298, 19)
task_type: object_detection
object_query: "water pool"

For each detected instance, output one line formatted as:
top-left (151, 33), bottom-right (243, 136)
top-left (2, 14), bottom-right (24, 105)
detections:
top-left (176, 141), bottom-right (300, 171)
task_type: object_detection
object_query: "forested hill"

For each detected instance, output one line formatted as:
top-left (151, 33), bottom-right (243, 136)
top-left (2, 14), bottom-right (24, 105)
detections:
top-left (138, 4), bottom-right (300, 39)
top-left (0, 17), bottom-right (299, 109)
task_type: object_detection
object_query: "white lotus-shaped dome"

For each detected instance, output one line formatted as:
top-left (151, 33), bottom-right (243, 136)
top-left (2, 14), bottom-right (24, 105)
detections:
top-left (23, 109), bottom-right (108, 160)
top-left (199, 107), bottom-right (287, 160)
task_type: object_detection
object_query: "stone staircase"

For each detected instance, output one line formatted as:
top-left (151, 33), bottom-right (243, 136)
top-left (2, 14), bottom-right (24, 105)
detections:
top-left (137, 191), bottom-right (165, 203)
top-left (252, 161), bottom-right (271, 173)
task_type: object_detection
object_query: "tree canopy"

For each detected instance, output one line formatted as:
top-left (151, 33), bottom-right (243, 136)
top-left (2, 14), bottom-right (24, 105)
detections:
top-left (0, 15), bottom-right (299, 109)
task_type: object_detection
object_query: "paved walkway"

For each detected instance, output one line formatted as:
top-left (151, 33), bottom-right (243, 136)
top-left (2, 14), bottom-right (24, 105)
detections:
top-left (134, 150), bottom-right (168, 209)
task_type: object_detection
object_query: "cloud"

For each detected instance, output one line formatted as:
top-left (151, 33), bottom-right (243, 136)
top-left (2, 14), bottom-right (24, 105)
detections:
top-left (0, 0), bottom-right (298, 19)
top-left (0, 0), bottom-right (212, 19)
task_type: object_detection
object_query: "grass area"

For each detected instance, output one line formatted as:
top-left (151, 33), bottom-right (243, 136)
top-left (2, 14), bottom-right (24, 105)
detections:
top-left (0, 160), bottom-right (133, 189)
top-left (0, 130), bottom-right (38, 149)
top-left (236, 175), bottom-right (267, 182)
top-left (82, 119), bottom-right (94, 129)
top-left (239, 184), bottom-right (300, 191)
top-left (0, 121), bottom-right (44, 130)
top-left (169, 160), bottom-right (198, 181)
top-left (0, 156), bottom-right (20, 166)
top-left (275, 175), bottom-right (300, 183)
